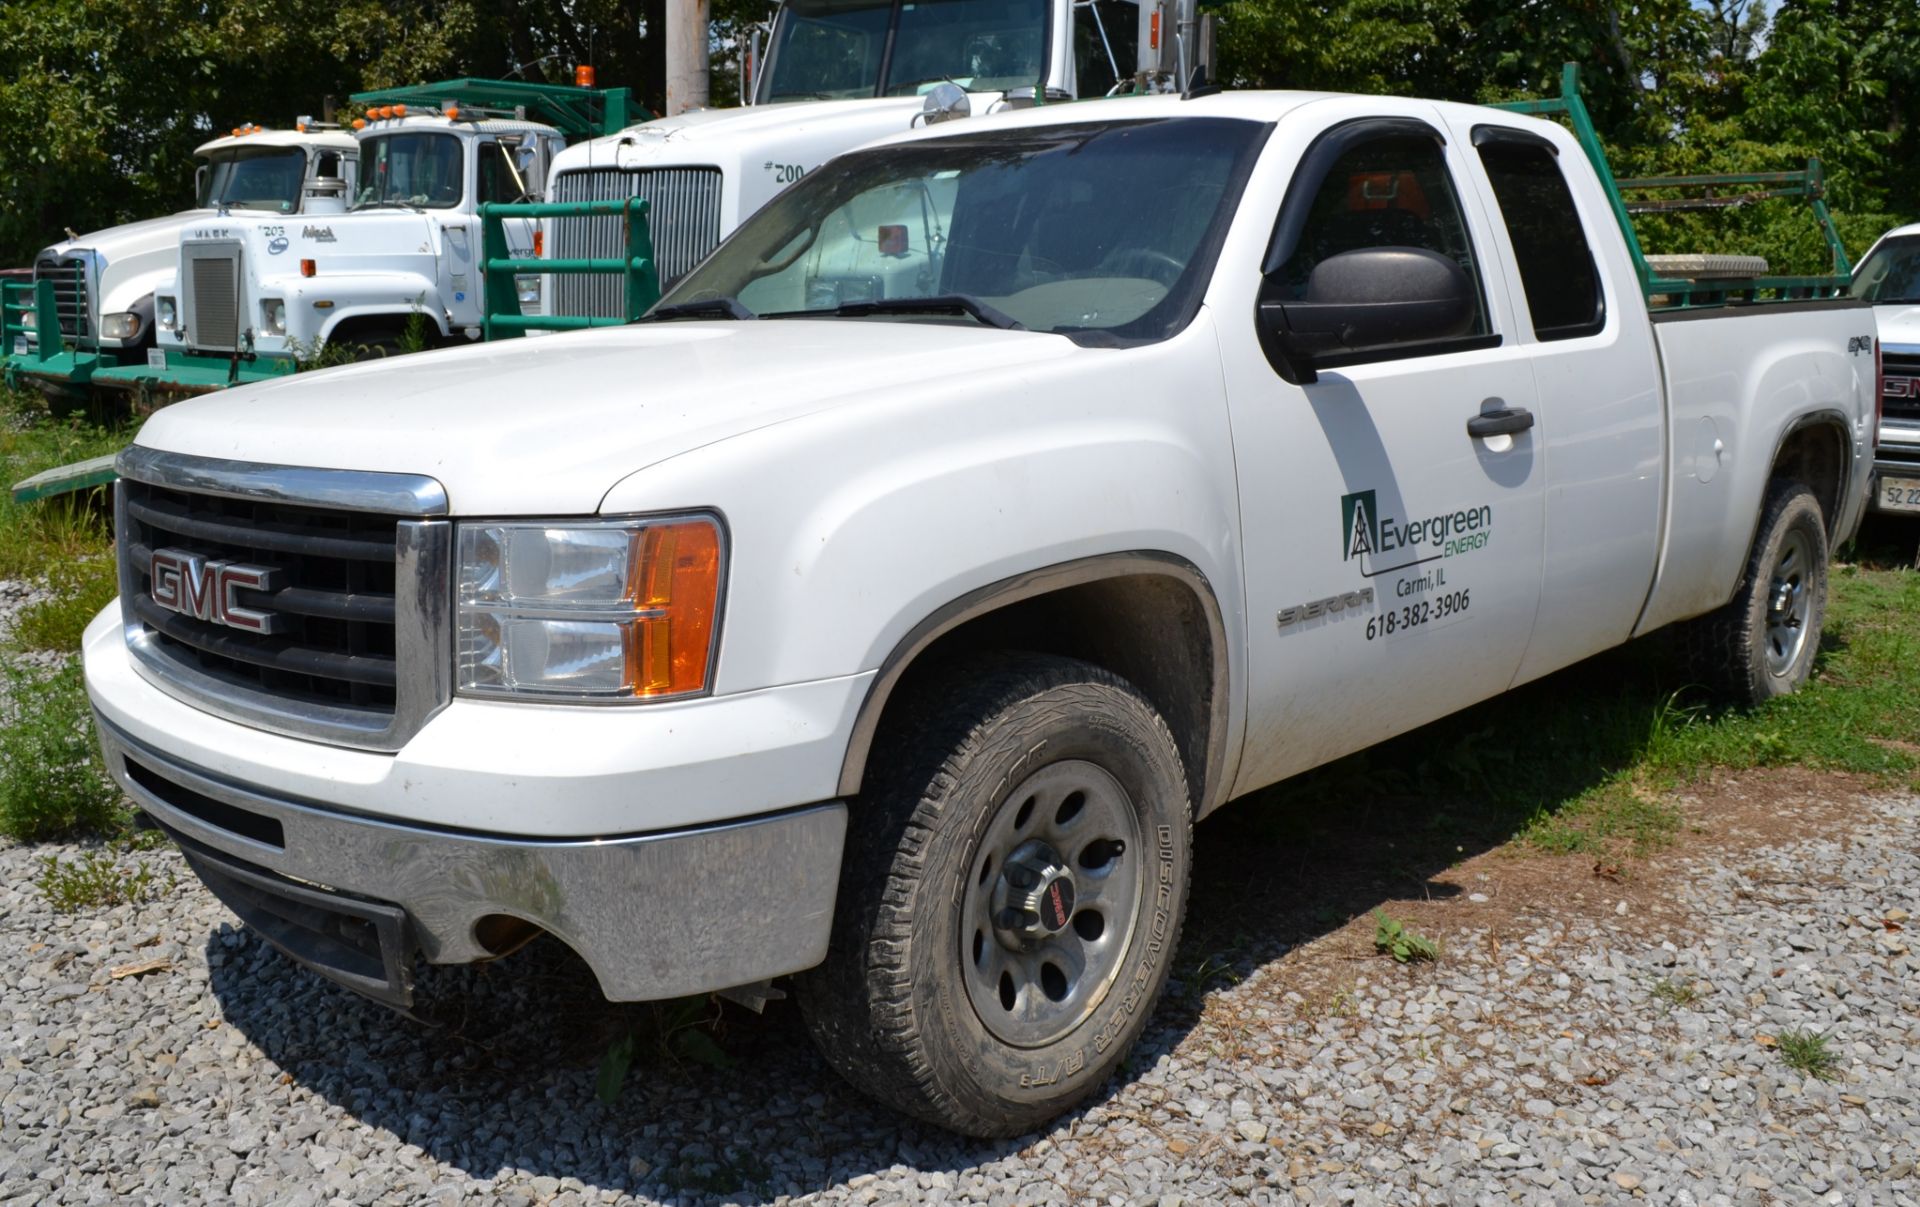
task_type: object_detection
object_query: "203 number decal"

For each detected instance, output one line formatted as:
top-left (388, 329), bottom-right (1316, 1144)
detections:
top-left (1365, 589), bottom-right (1470, 640)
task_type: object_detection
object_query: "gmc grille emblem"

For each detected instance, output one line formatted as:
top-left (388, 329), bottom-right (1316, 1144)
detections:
top-left (1886, 377), bottom-right (1919, 399)
top-left (149, 548), bottom-right (283, 634)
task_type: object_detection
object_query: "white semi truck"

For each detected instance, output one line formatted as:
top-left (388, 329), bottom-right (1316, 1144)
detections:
top-left (1850, 224), bottom-right (1920, 522)
top-left (85, 82), bottom-right (1876, 1135)
top-left (538, 0), bottom-right (1181, 320)
top-left (5, 126), bottom-right (358, 397)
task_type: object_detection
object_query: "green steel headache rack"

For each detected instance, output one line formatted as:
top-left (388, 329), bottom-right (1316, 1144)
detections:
top-left (479, 199), bottom-right (661, 340)
top-left (349, 78), bottom-right (644, 140)
top-left (1490, 63), bottom-right (1852, 309)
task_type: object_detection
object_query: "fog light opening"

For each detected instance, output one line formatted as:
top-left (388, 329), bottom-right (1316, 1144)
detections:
top-left (472, 914), bottom-right (545, 959)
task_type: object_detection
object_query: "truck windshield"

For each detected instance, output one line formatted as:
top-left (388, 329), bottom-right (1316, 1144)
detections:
top-left (354, 133), bottom-right (464, 210)
top-left (758, 0), bottom-right (1048, 102)
top-left (198, 147), bottom-right (308, 213)
top-left (658, 117), bottom-right (1268, 346)
top-left (1852, 236), bottom-right (1920, 304)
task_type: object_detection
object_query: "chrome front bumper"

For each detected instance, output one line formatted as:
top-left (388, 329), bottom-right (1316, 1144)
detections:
top-left (97, 715), bottom-right (847, 1007)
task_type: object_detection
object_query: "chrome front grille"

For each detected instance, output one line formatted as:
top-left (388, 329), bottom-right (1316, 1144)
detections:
top-left (1884, 351), bottom-right (1920, 426)
top-left (184, 244), bottom-right (242, 353)
top-left (116, 448), bottom-right (452, 753)
top-left (31, 254), bottom-right (88, 339)
top-left (551, 167), bottom-right (724, 317)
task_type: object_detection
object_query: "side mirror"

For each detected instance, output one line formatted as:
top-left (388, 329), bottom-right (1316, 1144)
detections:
top-left (920, 82), bottom-right (970, 126)
top-left (1257, 247), bottom-right (1477, 384)
top-left (194, 165), bottom-right (208, 206)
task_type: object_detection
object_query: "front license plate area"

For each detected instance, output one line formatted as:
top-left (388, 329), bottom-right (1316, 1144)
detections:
top-left (1878, 476), bottom-right (1920, 514)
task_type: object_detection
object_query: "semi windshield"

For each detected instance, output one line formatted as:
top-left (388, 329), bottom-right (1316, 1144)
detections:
top-left (757, 0), bottom-right (1048, 102)
top-left (657, 117), bottom-right (1267, 345)
top-left (1853, 236), bottom-right (1920, 304)
top-left (354, 133), bottom-right (464, 210)
top-left (198, 147), bottom-right (307, 212)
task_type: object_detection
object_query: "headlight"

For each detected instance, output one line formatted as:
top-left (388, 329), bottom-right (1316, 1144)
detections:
top-left (261, 299), bottom-right (286, 335)
top-left (156, 297), bottom-right (177, 330)
top-left (102, 312), bottom-right (142, 340)
top-left (515, 274), bottom-right (541, 306)
top-left (457, 516), bottom-right (723, 700)
top-left (19, 310), bottom-right (34, 330)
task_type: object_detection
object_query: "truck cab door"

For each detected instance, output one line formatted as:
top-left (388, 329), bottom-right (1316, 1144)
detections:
top-left (1216, 106), bottom-right (1548, 792)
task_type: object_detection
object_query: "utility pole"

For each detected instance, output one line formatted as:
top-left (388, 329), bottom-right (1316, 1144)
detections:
top-left (665, 0), bottom-right (710, 114)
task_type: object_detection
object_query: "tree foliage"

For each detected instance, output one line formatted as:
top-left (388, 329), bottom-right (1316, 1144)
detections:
top-left (0, 0), bottom-right (1913, 267)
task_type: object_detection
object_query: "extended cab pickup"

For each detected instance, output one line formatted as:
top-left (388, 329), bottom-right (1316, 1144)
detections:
top-left (82, 91), bottom-right (1877, 1136)
top-left (1851, 223), bottom-right (1920, 518)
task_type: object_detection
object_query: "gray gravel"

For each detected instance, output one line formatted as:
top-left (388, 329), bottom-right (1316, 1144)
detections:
top-left (2, 774), bottom-right (1916, 1204)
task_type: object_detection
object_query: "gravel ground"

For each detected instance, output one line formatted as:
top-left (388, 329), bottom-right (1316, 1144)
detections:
top-left (2, 766), bottom-right (1915, 1205)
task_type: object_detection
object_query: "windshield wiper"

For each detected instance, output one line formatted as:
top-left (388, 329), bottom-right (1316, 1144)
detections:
top-left (827, 294), bottom-right (1025, 331)
top-left (644, 296), bottom-right (757, 321)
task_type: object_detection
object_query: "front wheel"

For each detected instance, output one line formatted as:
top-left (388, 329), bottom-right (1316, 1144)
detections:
top-left (1686, 480), bottom-right (1829, 704)
top-left (795, 655), bottom-right (1193, 1137)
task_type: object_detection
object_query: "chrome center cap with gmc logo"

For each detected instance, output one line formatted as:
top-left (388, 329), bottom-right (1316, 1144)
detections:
top-left (149, 548), bottom-right (283, 634)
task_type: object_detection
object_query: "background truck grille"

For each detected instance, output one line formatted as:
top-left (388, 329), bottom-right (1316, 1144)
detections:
top-left (185, 245), bottom-right (242, 352)
top-left (31, 254), bottom-right (89, 339)
top-left (551, 167), bottom-right (724, 317)
top-left (121, 480), bottom-right (400, 718)
top-left (1884, 350), bottom-right (1920, 426)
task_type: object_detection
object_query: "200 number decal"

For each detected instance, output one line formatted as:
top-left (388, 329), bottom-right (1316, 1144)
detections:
top-left (1365, 589), bottom-right (1470, 640)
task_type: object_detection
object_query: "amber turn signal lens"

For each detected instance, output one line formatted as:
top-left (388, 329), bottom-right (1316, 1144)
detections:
top-left (532, 230), bottom-right (544, 258)
top-left (627, 521), bottom-right (721, 697)
top-left (299, 259), bottom-right (316, 278)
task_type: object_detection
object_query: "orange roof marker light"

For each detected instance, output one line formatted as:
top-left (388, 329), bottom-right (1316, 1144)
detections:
top-left (576, 65), bottom-right (597, 87)
top-left (393, 104), bottom-right (408, 117)
top-left (443, 104), bottom-right (460, 120)
top-left (352, 118), bottom-right (367, 130)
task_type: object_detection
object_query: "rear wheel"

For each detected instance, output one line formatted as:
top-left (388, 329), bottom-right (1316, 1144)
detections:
top-left (1686, 480), bottom-right (1828, 704)
top-left (795, 655), bottom-right (1192, 1137)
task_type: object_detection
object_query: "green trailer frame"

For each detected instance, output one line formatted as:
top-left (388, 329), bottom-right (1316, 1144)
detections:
top-left (479, 198), bottom-right (662, 340)
top-left (1490, 63), bottom-right (1851, 308)
top-left (350, 78), bottom-right (644, 142)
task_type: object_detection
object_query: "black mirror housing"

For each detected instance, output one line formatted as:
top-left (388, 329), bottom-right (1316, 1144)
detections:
top-left (1257, 247), bottom-right (1481, 383)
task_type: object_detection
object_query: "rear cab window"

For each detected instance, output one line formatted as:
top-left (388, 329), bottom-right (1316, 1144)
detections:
top-left (1470, 127), bottom-right (1607, 341)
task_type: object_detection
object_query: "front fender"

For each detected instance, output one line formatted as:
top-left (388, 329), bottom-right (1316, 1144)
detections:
top-left (595, 316), bottom-right (1249, 803)
top-left (265, 275), bottom-right (451, 346)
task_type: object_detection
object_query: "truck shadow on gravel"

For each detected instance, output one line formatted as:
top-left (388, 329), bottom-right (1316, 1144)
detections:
top-left (203, 617), bottom-right (1862, 1203)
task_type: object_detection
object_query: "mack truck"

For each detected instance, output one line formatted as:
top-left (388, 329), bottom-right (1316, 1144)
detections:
top-left (90, 79), bottom-right (638, 397)
top-left (1850, 223), bottom-right (1920, 528)
top-left (85, 69), bottom-right (1877, 1135)
top-left (2, 125), bottom-right (359, 400)
top-left (537, 0), bottom-right (1198, 324)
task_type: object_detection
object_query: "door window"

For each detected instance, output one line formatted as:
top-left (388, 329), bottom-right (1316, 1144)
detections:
top-left (1473, 133), bottom-right (1605, 340)
top-left (479, 142), bottom-right (529, 205)
top-left (1268, 132), bottom-right (1490, 339)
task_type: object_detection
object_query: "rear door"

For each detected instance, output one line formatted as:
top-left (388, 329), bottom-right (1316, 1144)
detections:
top-left (1217, 103), bottom-right (1548, 792)
top-left (1444, 116), bottom-right (1664, 683)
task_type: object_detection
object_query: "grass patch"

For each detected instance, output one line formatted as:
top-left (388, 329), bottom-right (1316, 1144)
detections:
top-left (1260, 561), bottom-right (1920, 864)
top-left (35, 843), bottom-right (173, 912)
top-left (1776, 1027), bottom-right (1840, 1080)
top-left (12, 555), bottom-right (117, 652)
top-left (0, 387), bottom-right (126, 582)
top-left (0, 658), bottom-right (125, 840)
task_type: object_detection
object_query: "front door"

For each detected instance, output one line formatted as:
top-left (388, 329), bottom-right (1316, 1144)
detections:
top-left (1218, 105), bottom-right (1548, 792)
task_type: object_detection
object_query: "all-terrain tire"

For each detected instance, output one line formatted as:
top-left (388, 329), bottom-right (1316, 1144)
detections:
top-left (1684, 480), bottom-right (1828, 705)
top-left (794, 654), bottom-right (1193, 1137)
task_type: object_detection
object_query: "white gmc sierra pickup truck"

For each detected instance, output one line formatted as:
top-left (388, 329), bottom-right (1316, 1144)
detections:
top-left (1851, 223), bottom-right (1920, 519)
top-left (83, 91), bottom-right (1877, 1136)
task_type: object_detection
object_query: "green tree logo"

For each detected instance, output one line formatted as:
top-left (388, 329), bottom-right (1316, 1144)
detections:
top-left (1342, 489), bottom-right (1379, 561)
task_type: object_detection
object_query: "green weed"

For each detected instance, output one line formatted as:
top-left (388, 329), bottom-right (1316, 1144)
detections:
top-left (594, 995), bottom-right (731, 1104)
top-left (1776, 1028), bottom-right (1840, 1080)
top-left (35, 844), bottom-right (172, 912)
top-left (1373, 910), bottom-right (1438, 963)
top-left (1650, 977), bottom-right (1701, 1008)
top-left (0, 659), bottom-right (124, 841)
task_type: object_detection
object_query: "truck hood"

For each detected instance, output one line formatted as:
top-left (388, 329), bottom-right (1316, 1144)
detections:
top-left (133, 320), bottom-right (1079, 514)
top-left (555, 96), bottom-right (959, 171)
top-left (1875, 303), bottom-right (1920, 347)
top-left (43, 211), bottom-right (203, 261)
